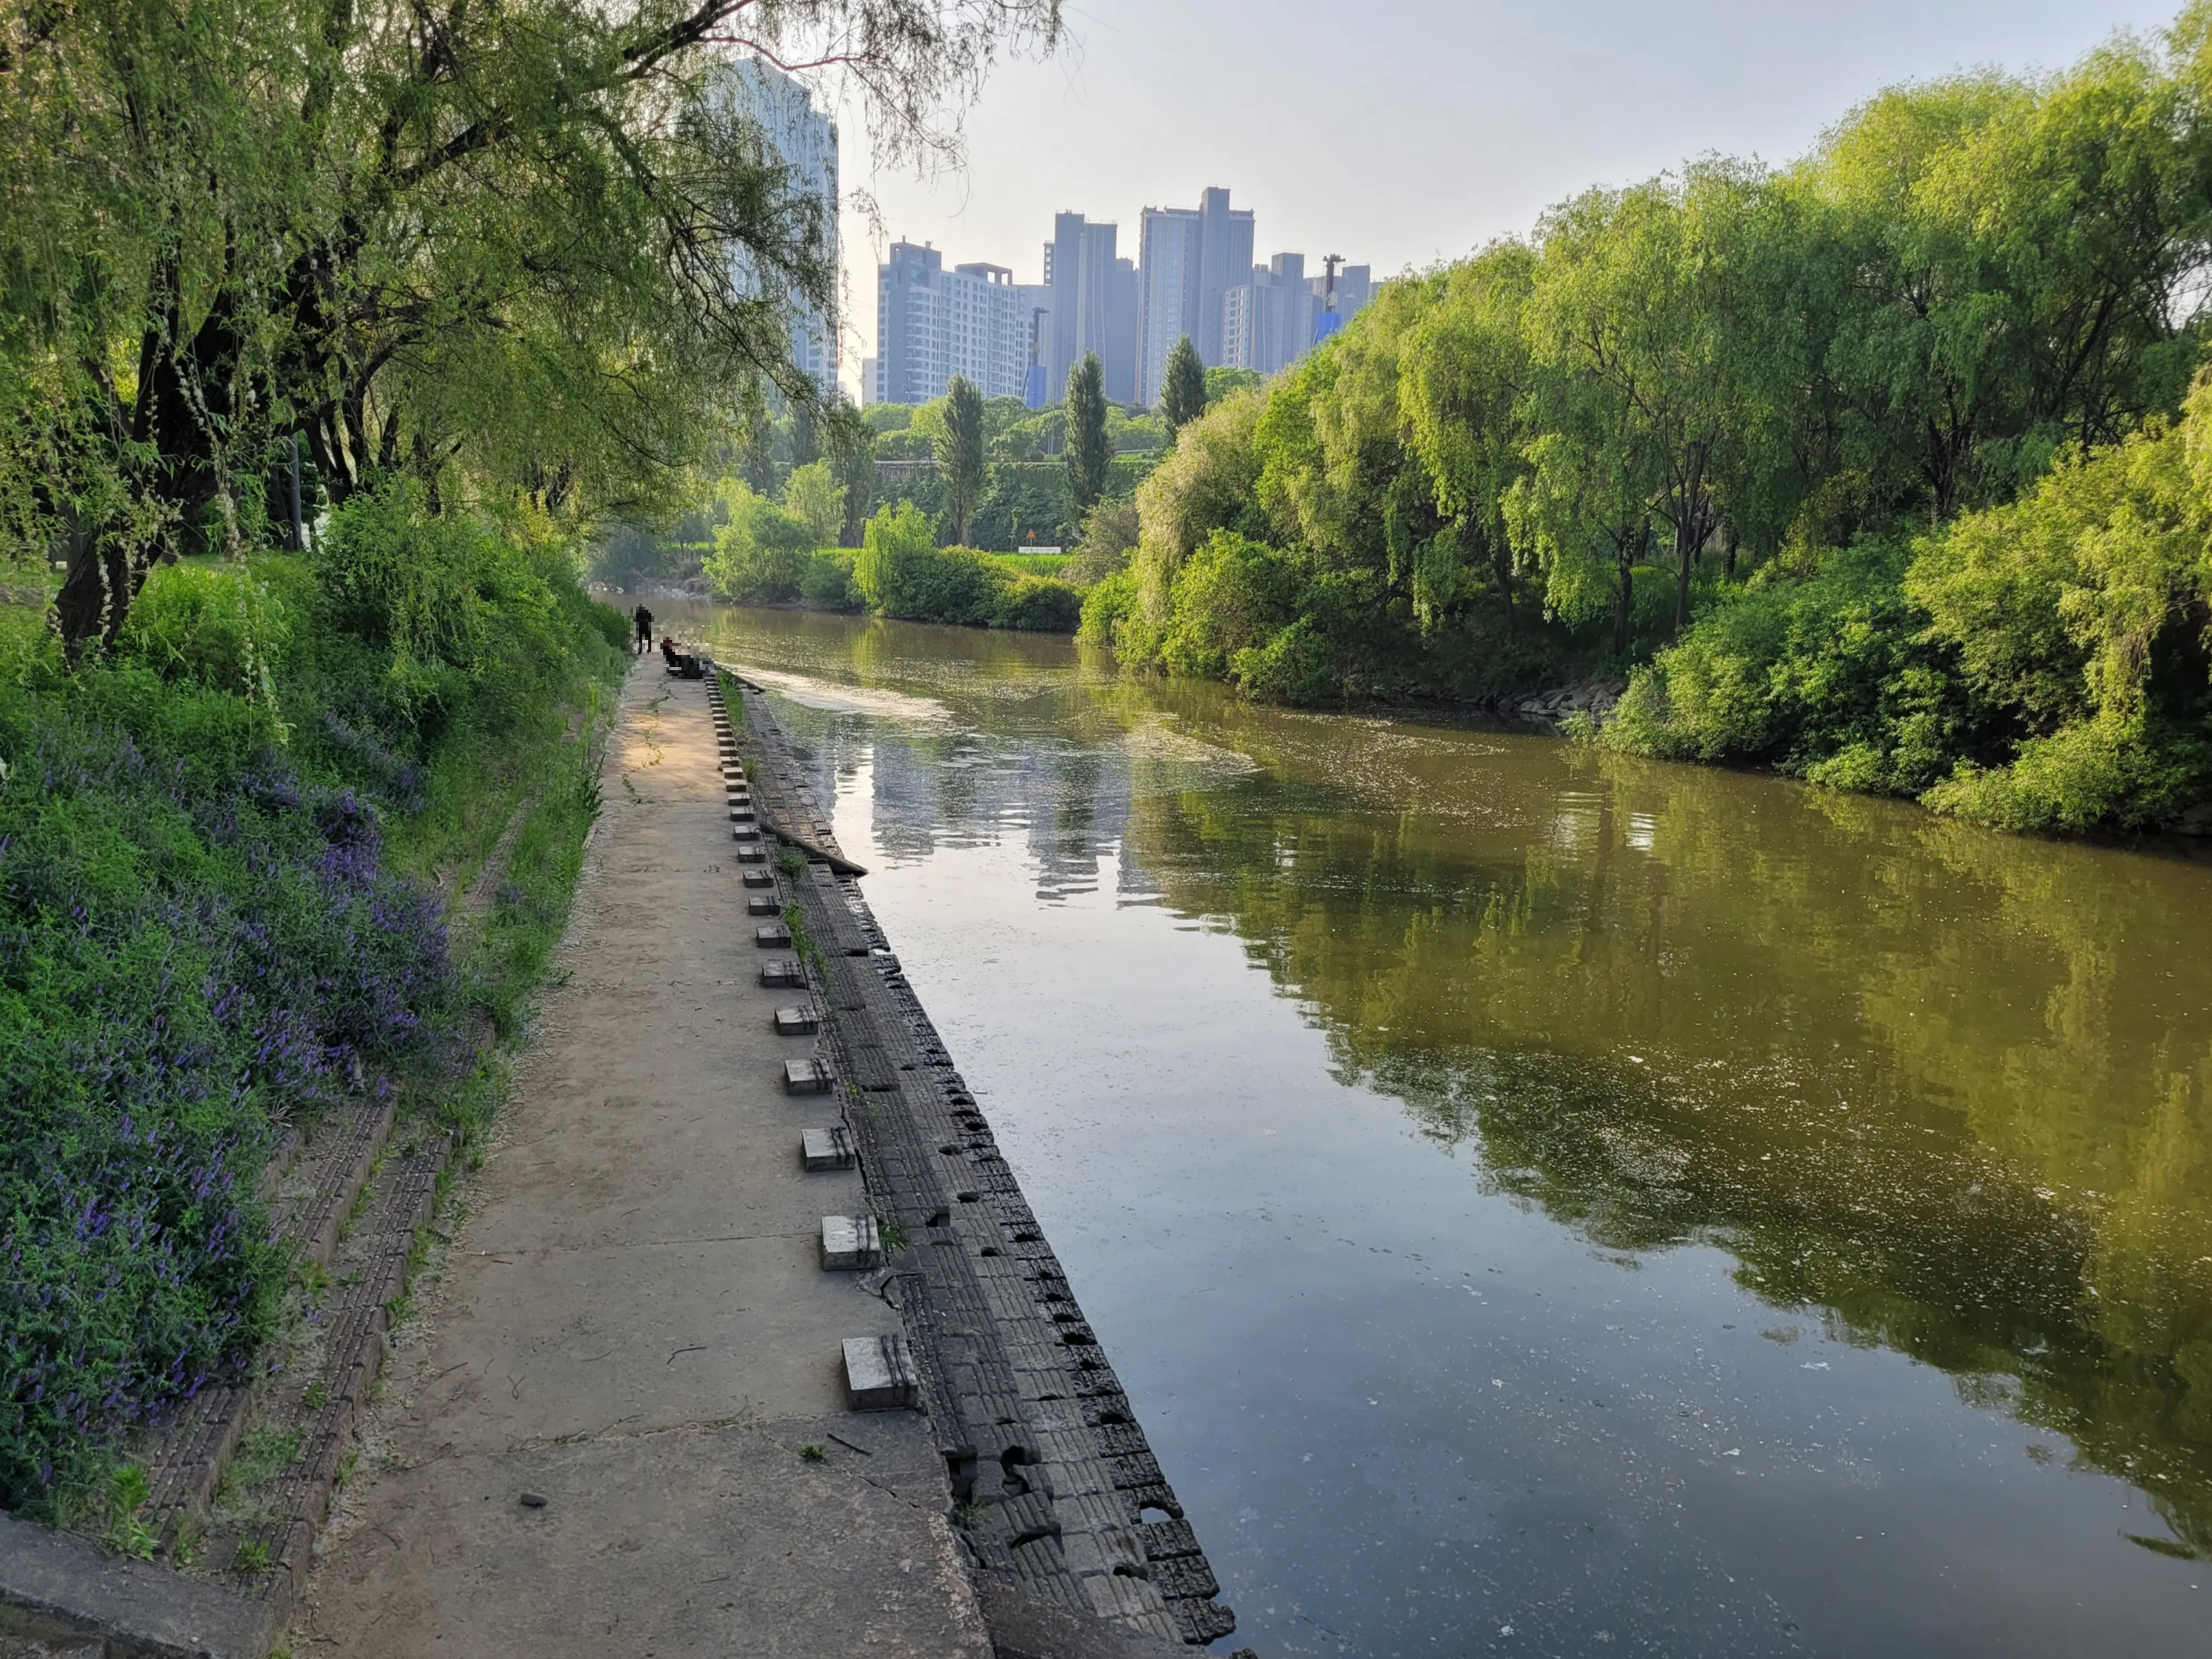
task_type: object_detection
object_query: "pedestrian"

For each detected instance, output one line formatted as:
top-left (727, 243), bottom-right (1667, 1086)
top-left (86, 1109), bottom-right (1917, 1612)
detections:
top-left (632, 603), bottom-right (653, 656)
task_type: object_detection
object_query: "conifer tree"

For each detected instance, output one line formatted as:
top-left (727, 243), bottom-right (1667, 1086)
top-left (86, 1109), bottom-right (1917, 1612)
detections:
top-left (1161, 335), bottom-right (1207, 437)
top-left (937, 375), bottom-right (987, 544)
top-left (1066, 353), bottom-right (1111, 517)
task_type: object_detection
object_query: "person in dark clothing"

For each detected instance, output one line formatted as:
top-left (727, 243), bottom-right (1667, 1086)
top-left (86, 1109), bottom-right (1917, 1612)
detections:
top-left (632, 604), bottom-right (653, 655)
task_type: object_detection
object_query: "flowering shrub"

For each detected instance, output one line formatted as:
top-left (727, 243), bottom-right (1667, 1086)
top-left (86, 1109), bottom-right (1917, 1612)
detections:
top-left (0, 712), bottom-right (457, 1510)
top-left (0, 485), bottom-right (623, 1517)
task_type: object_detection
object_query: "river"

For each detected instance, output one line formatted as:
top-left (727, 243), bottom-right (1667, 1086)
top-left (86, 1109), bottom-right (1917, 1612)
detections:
top-left (666, 601), bottom-right (2212, 1657)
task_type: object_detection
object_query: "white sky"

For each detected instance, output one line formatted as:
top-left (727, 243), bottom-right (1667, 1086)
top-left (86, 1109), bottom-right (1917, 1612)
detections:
top-left (828, 0), bottom-right (2183, 396)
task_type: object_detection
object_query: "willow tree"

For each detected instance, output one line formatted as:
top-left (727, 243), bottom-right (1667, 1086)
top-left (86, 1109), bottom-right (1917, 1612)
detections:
top-left (1402, 242), bottom-right (1537, 627)
top-left (1, 0), bottom-right (1061, 654)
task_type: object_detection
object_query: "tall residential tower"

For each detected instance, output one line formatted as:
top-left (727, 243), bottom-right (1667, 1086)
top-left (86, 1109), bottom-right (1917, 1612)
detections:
top-left (873, 243), bottom-right (1047, 405)
top-left (1137, 187), bottom-right (1254, 403)
top-left (717, 59), bottom-right (840, 387)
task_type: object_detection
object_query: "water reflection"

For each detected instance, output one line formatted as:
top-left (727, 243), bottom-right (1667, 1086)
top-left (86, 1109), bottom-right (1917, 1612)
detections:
top-left (676, 601), bottom-right (2212, 1650)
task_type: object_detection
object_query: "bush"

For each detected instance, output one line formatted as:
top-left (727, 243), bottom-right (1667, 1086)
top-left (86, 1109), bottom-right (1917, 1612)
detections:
top-left (799, 551), bottom-right (861, 611)
top-left (854, 505), bottom-right (999, 626)
top-left (1604, 537), bottom-right (1991, 796)
top-left (1158, 530), bottom-right (1303, 679)
top-left (703, 484), bottom-right (816, 603)
top-left (993, 574), bottom-right (1083, 632)
top-left (1078, 568), bottom-right (1137, 645)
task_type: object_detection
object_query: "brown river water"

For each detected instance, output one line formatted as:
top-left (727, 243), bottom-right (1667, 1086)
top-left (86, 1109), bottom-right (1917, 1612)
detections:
top-left (665, 601), bottom-right (2212, 1657)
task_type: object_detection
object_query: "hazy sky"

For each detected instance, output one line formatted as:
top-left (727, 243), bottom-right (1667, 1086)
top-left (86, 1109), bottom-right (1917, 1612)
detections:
top-left (829, 0), bottom-right (2182, 391)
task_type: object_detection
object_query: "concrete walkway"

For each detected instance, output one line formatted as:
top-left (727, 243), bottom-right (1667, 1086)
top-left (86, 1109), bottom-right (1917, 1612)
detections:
top-left (294, 664), bottom-right (988, 1658)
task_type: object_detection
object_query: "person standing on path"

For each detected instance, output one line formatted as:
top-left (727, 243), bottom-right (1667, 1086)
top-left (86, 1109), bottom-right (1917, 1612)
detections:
top-left (632, 603), bottom-right (653, 656)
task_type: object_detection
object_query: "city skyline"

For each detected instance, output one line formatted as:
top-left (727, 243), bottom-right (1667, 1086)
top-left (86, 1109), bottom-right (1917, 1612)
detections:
top-left (869, 185), bottom-right (1374, 408)
top-left (827, 0), bottom-right (2173, 399)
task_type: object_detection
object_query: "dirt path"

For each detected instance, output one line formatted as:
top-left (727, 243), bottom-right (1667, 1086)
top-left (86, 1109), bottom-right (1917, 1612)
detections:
top-left (292, 663), bottom-right (988, 1658)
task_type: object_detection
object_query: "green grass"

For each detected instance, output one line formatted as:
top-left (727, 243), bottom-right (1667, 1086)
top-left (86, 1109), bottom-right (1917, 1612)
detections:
top-left (986, 552), bottom-right (1074, 579)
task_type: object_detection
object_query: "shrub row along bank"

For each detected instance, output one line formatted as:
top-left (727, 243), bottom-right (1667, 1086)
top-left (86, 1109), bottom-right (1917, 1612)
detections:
top-left (706, 498), bottom-right (1084, 632)
top-left (1089, 10), bottom-right (2212, 833)
top-left (0, 482), bottom-right (626, 1516)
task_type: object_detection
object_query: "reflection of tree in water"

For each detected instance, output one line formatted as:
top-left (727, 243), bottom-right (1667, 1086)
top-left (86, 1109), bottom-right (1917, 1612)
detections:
top-left (723, 611), bottom-right (2212, 1559)
top-left (1125, 758), bottom-right (2212, 1557)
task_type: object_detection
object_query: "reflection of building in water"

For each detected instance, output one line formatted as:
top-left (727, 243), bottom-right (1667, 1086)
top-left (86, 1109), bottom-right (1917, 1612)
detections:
top-left (769, 703), bottom-right (1145, 901)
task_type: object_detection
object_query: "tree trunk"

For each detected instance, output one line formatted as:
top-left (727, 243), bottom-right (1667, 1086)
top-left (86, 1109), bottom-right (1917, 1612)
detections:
top-left (1614, 519), bottom-right (1644, 658)
top-left (1675, 515), bottom-right (1696, 633)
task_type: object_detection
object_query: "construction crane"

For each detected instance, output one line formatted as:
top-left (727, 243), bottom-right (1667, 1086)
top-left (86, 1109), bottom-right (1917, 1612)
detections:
top-left (1314, 253), bottom-right (1347, 347)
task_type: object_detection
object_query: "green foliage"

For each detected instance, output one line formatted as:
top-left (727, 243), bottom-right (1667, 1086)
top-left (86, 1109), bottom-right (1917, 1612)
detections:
top-left (783, 463), bottom-right (846, 549)
top-left (1606, 537), bottom-right (1987, 794)
top-left (703, 483), bottom-right (819, 604)
top-left (936, 377), bottom-right (988, 544)
top-left (1067, 499), bottom-right (1140, 585)
top-left (1078, 568), bottom-right (1138, 645)
top-left (1203, 366), bottom-right (1264, 403)
top-left (993, 574), bottom-right (1085, 632)
top-left (0, 497), bottom-right (622, 1517)
top-left (799, 551), bottom-right (861, 611)
top-left (848, 504), bottom-right (1082, 632)
top-left (1066, 354), bottom-right (1112, 516)
top-left (105, 1463), bottom-right (155, 1558)
top-left (1613, 378), bottom-right (2212, 830)
top-left (1087, 10), bottom-right (2212, 830)
top-left (1161, 336), bottom-right (1207, 436)
top-left (1158, 531), bottom-right (1304, 680)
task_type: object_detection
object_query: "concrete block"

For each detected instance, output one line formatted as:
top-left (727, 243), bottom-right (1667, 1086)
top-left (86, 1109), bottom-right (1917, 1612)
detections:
top-left (802, 1125), bottom-right (855, 1171)
top-left (732, 826), bottom-right (761, 842)
top-left (754, 923), bottom-right (791, 947)
top-left (736, 848), bottom-right (768, 865)
top-left (843, 1333), bottom-right (919, 1410)
top-left (820, 1214), bottom-right (884, 1271)
top-left (0, 1510), bottom-right (274, 1659)
top-left (783, 1058), bottom-right (832, 1094)
top-left (742, 870), bottom-right (774, 889)
top-left (746, 895), bottom-right (780, 916)
top-left (730, 809), bottom-right (757, 824)
top-left (774, 1006), bottom-right (819, 1036)
top-left (759, 959), bottom-right (806, 987)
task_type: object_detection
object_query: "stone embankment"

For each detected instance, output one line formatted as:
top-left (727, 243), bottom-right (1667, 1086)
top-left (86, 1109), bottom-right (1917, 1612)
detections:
top-left (1500, 678), bottom-right (1623, 731)
top-left (727, 668), bottom-right (1241, 1654)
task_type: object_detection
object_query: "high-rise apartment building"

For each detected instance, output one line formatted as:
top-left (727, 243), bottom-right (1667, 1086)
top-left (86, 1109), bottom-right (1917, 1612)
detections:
top-left (717, 59), bottom-right (839, 387)
top-left (1136, 187), bottom-right (1256, 403)
top-left (1223, 253), bottom-right (1323, 378)
top-left (1043, 214), bottom-right (1137, 404)
top-left (1137, 207), bottom-right (1201, 407)
top-left (873, 243), bottom-right (1047, 405)
top-left (1194, 188), bottom-right (1256, 366)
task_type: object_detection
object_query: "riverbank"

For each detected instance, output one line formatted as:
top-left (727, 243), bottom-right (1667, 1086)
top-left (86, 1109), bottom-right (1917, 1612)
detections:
top-left (287, 661), bottom-right (985, 1657)
top-left (287, 660), bottom-right (1236, 1657)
